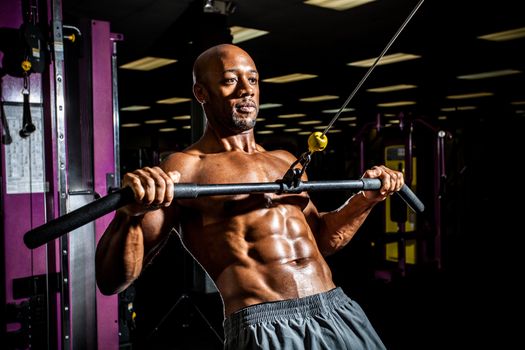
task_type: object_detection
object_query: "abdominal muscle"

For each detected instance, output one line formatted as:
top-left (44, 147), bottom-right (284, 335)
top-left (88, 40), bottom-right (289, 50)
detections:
top-left (180, 202), bottom-right (336, 317)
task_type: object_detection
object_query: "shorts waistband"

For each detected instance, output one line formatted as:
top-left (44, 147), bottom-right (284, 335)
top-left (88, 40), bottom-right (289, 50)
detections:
top-left (223, 287), bottom-right (348, 338)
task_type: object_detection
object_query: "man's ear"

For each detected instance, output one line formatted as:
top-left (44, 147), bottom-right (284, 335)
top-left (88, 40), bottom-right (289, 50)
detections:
top-left (193, 83), bottom-right (207, 104)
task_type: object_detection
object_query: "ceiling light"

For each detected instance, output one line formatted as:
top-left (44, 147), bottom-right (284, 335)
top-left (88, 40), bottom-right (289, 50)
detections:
top-left (299, 95), bottom-right (339, 102)
top-left (377, 101), bottom-right (416, 107)
top-left (257, 117), bottom-right (266, 121)
top-left (348, 53), bottom-right (421, 67)
top-left (298, 131), bottom-right (311, 135)
top-left (144, 119), bottom-right (167, 124)
top-left (230, 26), bottom-right (269, 44)
top-left (172, 115), bottom-right (191, 120)
top-left (313, 125), bottom-right (327, 130)
top-left (259, 103), bottom-right (283, 109)
top-left (457, 69), bottom-right (522, 80)
top-left (438, 116), bottom-right (447, 120)
top-left (159, 127), bottom-right (177, 132)
top-left (327, 129), bottom-right (342, 133)
top-left (478, 27), bottom-right (525, 41)
top-left (304, 0), bottom-right (376, 11)
top-left (121, 105), bottom-right (151, 111)
top-left (322, 107), bottom-right (354, 113)
top-left (446, 92), bottom-right (493, 99)
top-left (511, 101), bottom-right (525, 105)
top-left (263, 73), bottom-right (317, 83)
top-left (265, 123), bottom-right (286, 128)
top-left (366, 84), bottom-right (417, 92)
top-left (440, 106), bottom-right (477, 111)
top-left (121, 123), bottom-right (141, 127)
top-left (156, 97), bottom-right (192, 104)
top-left (338, 116), bottom-right (357, 121)
top-left (284, 128), bottom-right (302, 132)
top-left (182, 125), bottom-right (191, 129)
top-left (257, 130), bottom-right (274, 134)
top-left (298, 120), bottom-right (322, 125)
top-left (120, 57), bottom-right (177, 71)
top-left (277, 113), bottom-right (306, 119)
top-left (348, 123), bottom-right (357, 127)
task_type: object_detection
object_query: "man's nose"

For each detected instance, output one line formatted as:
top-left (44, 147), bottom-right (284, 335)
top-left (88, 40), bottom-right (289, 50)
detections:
top-left (238, 78), bottom-right (254, 97)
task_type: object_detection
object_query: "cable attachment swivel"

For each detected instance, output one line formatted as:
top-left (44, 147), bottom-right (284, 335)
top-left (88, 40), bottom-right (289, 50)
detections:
top-left (279, 132), bottom-right (328, 187)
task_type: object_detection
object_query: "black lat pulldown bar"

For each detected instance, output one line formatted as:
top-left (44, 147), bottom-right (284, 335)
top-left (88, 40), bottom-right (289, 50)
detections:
top-left (23, 179), bottom-right (424, 249)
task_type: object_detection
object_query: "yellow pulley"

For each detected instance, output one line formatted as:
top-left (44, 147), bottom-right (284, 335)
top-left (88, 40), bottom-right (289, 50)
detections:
top-left (21, 60), bottom-right (32, 72)
top-left (308, 131), bottom-right (328, 153)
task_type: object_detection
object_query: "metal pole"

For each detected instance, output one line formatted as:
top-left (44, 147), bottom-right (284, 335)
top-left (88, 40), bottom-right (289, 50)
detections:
top-left (24, 179), bottom-right (424, 249)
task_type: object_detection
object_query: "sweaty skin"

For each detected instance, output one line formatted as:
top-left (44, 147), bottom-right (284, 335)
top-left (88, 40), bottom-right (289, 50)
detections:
top-left (95, 44), bottom-right (404, 317)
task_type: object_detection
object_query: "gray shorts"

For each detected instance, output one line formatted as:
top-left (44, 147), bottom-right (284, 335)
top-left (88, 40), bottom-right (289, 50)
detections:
top-left (223, 287), bottom-right (386, 350)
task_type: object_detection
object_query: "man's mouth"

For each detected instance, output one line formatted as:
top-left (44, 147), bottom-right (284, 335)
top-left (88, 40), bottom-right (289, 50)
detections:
top-left (235, 101), bottom-right (257, 113)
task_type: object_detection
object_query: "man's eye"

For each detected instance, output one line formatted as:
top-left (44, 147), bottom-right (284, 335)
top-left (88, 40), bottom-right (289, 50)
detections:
top-left (249, 77), bottom-right (258, 84)
top-left (224, 78), bottom-right (237, 84)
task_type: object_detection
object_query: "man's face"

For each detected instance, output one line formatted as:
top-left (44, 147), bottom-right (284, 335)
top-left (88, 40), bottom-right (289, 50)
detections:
top-left (203, 48), bottom-right (260, 134)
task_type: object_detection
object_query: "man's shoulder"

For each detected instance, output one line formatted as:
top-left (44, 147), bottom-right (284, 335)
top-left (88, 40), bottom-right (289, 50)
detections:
top-left (160, 150), bottom-right (200, 170)
top-left (265, 148), bottom-right (297, 163)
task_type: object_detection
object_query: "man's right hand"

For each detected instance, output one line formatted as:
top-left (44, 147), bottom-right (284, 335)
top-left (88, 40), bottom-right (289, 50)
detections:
top-left (119, 166), bottom-right (181, 216)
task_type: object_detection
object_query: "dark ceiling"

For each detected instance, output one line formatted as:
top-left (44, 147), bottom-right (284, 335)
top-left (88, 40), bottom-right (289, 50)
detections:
top-left (63, 0), bottom-right (525, 151)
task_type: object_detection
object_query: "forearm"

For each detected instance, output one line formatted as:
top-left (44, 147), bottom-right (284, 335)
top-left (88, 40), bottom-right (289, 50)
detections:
top-left (316, 192), bottom-right (378, 256)
top-left (95, 211), bottom-right (145, 295)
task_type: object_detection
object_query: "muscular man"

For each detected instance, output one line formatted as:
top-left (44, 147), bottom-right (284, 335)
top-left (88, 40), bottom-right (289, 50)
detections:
top-left (96, 43), bottom-right (404, 349)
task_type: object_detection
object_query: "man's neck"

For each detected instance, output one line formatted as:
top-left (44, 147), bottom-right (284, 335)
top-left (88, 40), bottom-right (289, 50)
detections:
top-left (197, 125), bottom-right (259, 154)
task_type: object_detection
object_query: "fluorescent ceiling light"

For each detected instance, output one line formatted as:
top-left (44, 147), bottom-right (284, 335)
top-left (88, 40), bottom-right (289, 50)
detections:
top-left (440, 106), bottom-right (477, 111)
top-left (313, 125), bottom-right (327, 130)
top-left (263, 73), bottom-right (317, 83)
top-left (172, 115), bottom-right (191, 120)
top-left (257, 130), bottom-right (274, 134)
top-left (446, 92), bottom-right (493, 99)
top-left (120, 57), bottom-right (177, 71)
top-left (377, 101), bottom-right (416, 107)
top-left (348, 123), bottom-right (357, 127)
top-left (478, 27), bottom-right (525, 41)
top-left (156, 97), bottom-right (192, 104)
top-left (121, 105), bottom-right (151, 111)
top-left (284, 128), bottom-right (302, 132)
top-left (159, 127), bottom-right (177, 132)
top-left (265, 123), bottom-right (286, 128)
top-left (182, 125), bottom-right (191, 129)
top-left (121, 123), bottom-right (141, 127)
top-left (299, 95), bottom-right (339, 102)
top-left (298, 131), bottom-right (311, 135)
top-left (438, 116), bottom-right (447, 120)
top-left (145, 119), bottom-right (167, 124)
top-left (257, 117), bottom-right (266, 121)
top-left (322, 107), bottom-right (354, 113)
top-left (367, 84), bottom-right (417, 92)
top-left (277, 113), bottom-right (306, 119)
top-left (511, 101), bottom-right (525, 105)
top-left (338, 116), bottom-right (357, 121)
top-left (259, 103), bottom-right (283, 109)
top-left (327, 129), bottom-right (342, 133)
top-left (230, 26), bottom-right (269, 44)
top-left (348, 53), bottom-right (421, 67)
top-left (304, 0), bottom-right (376, 11)
top-left (298, 120), bottom-right (322, 125)
top-left (457, 69), bottom-right (522, 80)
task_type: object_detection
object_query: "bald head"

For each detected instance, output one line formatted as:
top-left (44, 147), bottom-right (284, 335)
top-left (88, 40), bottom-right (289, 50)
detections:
top-left (192, 44), bottom-right (255, 85)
